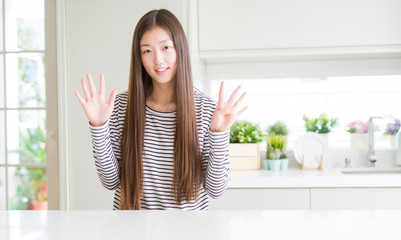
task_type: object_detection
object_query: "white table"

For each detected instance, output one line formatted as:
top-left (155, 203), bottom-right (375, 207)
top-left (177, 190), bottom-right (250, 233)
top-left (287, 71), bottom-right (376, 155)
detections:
top-left (1, 210), bottom-right (401, 240)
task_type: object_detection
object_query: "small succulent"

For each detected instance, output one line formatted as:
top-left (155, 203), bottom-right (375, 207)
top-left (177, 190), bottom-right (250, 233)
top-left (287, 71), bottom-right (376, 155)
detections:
top-left (266, 148), bottom-right (287, 160)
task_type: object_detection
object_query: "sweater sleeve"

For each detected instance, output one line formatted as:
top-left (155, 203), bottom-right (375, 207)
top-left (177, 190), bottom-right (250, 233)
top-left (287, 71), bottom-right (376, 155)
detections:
top-left (203, 128), bottom-right (230, 199)
top-left (89, 95), bottom-right (123, 191)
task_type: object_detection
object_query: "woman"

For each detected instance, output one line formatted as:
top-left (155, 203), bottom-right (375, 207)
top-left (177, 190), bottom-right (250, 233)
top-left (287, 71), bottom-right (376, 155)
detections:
top-left (75, 9), bottom-right (247, 210)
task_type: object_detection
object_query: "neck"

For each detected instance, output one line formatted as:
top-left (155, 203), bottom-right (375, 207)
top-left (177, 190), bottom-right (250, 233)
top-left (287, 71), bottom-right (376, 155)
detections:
top-left (147, 81), bottom-right (176, 111)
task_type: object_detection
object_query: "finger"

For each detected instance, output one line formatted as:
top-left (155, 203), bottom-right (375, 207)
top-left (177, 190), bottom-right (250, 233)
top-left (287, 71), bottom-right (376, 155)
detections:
top-left (217, 81), bottom-right (224, 108)
top-left (237, 106), bottom-right (248, 117)
top-left (227, 85), bottom-right (242, 105)
top-left (87, 73), bottom-right (97, 97)
top-left (74, 90), bottom-right (86, 107)
top-left (81, 78), bottom-right (90, 100)
top-left (99, 73), bottom-right (105, 96)
top-left (108, 90), bottom-right (117, 105)
top-left (233, 92), bottom-right (247, 109)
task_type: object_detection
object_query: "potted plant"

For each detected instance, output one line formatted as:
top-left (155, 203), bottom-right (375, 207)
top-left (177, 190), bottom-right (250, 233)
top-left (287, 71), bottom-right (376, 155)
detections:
top-left (13, 125), bottom-right (48, 210)
top-left (263, 135), bottom-right (288, 171)
top-left (30, 182), bottom-right (48, 210)
top-left (303, 113), bottom-right (338, 143)
top-left (383, 119), bottom-right (400, 149)
top-left (267, 121), bottom-right (288, 150)
top-left (303, 113), bottom-right (338, 134)
top-left (229, 120), bottom-right (264, 170)
top-left (347, 119), bottom-right (379, 149)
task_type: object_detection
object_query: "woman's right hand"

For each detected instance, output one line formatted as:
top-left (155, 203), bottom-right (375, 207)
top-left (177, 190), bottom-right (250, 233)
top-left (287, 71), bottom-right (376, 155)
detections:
top-left (74, 73), bottom-right (117, 127)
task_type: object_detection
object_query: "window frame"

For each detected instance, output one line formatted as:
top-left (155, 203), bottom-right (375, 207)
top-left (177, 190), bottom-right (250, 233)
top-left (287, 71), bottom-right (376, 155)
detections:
top-left (0, 0), bottom-right (59, 210)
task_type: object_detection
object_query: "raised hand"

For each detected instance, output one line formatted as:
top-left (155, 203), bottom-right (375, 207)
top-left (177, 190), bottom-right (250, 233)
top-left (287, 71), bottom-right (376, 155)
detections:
top-left (74, 73), bottom-right (117, 127)
top-left (209, 81), bottom-right (248, 132)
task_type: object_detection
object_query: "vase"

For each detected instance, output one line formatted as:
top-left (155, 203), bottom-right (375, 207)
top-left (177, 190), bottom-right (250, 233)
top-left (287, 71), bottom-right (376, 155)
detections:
top-left (350, 133), bottom-right (368, 150)
top-left (262, 159), bottom-right (270, 170)
top-left (396, 133), bottom-right (401, 166)
top-left (30, 200), bottom-right (48, 210)
top-left (280, 159), bottom-right (289, 170)
top-left (269, 160), bottom-right (281, 171)
top-left (318, 133), bottom-right (329, 145)
top-left (390, 135), bottom-right (396, 149)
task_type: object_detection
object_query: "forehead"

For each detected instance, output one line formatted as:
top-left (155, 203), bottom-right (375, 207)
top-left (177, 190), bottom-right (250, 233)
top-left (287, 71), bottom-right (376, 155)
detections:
top-left (140, 26), bottom-right (172, 45)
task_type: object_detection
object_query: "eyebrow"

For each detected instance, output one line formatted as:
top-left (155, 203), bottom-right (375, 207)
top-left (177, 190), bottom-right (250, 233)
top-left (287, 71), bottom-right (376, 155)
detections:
top-left (140, 39), bottom-right (172, 47)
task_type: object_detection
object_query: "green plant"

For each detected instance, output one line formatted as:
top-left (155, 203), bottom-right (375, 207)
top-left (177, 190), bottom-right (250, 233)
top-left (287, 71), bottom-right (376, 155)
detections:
top-left (267, 121), bottom-right (288, 136)
top-left (266, 135), bottom-right (287, 159)
top-left (302, 113), bottom-right (338, 134)
top-left (14, 124), bottom-right (47, 203)
top-left (266, 147), bottom-right (287, 160)
top-left (266, 135), bottom-right (286, 151)
top-left (230, 120), bottom-right (264, 143)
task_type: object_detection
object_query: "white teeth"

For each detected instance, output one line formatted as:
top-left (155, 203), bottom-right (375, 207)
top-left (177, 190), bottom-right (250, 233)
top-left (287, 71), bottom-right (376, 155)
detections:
top-left (156, 67), bottom-right (167, 72)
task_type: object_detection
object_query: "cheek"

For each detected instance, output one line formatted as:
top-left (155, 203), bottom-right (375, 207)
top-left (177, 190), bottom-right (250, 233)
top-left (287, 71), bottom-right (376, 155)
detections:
top-left (169, 52), bottom-right (177, 65)
top-left (141, 56), bottom-right (152, 70)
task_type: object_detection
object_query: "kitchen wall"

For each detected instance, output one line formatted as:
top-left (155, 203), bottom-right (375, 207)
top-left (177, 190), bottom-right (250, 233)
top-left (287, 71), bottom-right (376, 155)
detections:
top-left (61, 0), bottom-right (401, 209)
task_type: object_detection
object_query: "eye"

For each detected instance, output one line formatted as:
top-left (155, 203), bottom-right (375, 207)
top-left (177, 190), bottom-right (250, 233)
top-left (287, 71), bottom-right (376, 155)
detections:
top-left (142, 49), bottom-right (151, 54)
top-left (164, 46), bottom-right (172, 50)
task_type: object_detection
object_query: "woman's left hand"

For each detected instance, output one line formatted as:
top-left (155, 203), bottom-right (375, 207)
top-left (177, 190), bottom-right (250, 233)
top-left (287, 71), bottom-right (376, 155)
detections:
top-left (210, 81), bottom-right (248, 132)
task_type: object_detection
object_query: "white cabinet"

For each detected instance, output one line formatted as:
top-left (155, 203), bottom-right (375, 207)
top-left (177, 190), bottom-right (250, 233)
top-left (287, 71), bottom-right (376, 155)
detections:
top-left (311, 188), bottom-right (401, 210)
top-left (209, 188), bottom-right (311, 210)
top-left (210, 187), bottom-right (401, 210)
top-left (198, 0), bottom-right (401, 60)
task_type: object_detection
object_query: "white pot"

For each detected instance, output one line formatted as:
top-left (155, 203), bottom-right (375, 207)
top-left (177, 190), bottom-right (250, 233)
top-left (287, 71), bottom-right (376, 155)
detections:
top-left (350, 133), bottom-right (368, 150)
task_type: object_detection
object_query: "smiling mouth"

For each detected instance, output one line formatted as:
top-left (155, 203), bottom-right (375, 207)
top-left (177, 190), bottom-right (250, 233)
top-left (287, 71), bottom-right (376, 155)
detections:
top-left (155, 67), bottom-right (169, 74)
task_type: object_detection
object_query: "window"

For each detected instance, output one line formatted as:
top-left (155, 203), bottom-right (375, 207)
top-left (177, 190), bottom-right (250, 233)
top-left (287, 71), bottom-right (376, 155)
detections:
top-left (0, 0), bottom-right (57, 210)
top-left (210, 75), bottom-right (401, 150)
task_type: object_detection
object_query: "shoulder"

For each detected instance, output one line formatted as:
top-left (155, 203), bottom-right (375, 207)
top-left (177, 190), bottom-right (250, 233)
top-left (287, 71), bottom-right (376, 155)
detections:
top-left (116, 91), bottom-right (128, 104)
top-left (110, 91), bottom-right (128, 123)
top-left (113, 91), bottom-right (128, 111)
top-left (194, 87), bottom-right (217, 109)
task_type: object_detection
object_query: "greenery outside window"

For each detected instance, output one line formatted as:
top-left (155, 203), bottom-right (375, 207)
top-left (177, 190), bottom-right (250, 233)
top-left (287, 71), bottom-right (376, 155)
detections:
top-left (0, 0), bottom-right (48, 210)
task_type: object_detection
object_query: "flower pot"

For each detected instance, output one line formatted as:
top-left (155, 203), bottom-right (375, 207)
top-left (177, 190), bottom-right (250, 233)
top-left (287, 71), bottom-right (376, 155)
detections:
top-left (229, 143), bottom-right (261, 170)
top-left (390, 135), bottom-right (396, 149)
top-left (396, 133), bottom-right (401, 166)
top-left (280, 158), bottom-right (289, 170)
top-left (30, 200), bottom-right (48, 210)
top-left (350, 133), bottom-right (368, 150)
top-left (262, 159), bottom-right (270, 170)
top-left (269, 159), bottom-right (281, 171)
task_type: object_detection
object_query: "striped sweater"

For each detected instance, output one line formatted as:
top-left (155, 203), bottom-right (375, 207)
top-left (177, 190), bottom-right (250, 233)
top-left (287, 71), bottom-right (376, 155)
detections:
top-left (89, 89), bottom-right (230, 210)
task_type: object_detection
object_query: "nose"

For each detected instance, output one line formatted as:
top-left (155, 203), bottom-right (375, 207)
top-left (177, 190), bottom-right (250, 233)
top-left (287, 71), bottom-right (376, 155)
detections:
top-left (153, 50), bottom-right (164, 65)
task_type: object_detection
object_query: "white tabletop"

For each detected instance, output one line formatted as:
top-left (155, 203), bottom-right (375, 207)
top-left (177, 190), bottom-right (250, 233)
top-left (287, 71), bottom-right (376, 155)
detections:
top-left (1, 210), bottom-right (401, 240)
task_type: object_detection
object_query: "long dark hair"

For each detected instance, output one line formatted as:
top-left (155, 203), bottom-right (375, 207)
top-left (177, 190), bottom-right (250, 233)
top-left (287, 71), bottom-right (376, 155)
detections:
top-left (120, 9), bottom-right (202, 210)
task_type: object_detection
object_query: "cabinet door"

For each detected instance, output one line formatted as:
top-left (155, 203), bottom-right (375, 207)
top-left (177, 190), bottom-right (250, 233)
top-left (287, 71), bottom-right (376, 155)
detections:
top-left (311, 188), bottom-right (401, 210)
top-left (209, 188), bottom-right (310, 210)
top-left (198, 0), bottom-right (401, 52)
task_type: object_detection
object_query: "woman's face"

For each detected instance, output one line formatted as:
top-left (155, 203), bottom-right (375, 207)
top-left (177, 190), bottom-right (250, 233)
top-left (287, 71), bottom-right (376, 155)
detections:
top-left (140, 26), bottom-right (177, 86)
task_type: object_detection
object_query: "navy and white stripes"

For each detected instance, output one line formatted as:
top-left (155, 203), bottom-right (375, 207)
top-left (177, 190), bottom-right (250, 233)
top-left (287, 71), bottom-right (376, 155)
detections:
top-left (89, 89), bottom-right (230, 210)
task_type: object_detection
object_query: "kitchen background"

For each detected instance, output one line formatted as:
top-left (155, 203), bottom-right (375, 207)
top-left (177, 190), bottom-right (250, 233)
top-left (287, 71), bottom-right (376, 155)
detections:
top-left (2, 0), bottom-right (401, 210)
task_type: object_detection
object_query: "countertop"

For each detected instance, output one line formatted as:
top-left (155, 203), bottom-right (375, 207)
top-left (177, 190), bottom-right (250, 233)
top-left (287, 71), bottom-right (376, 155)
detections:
top-left (228, 168), bottom-right (401, 188)
top-left (1, 210), bottom-right (400, 240)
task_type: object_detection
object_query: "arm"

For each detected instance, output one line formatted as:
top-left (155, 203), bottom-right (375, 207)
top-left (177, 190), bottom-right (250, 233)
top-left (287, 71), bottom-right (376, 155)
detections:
top-left (89, 96), bottom-right (122, 190)
top-left (203, 129), bottom-right (230, 199)
top-left (74, 73), bottom-right (119, 190)
top-left (205, 81), bottom-right (247, 198)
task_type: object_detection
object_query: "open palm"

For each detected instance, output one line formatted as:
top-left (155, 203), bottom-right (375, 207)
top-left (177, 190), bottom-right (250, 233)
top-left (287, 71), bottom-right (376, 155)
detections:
top-left (74, 73), bottom-right (117, 127)
top-left (210, 81), bottom-right (248, 132)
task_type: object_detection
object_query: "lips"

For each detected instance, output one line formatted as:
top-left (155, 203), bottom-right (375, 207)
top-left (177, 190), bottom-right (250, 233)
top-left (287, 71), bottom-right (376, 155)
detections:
top-left (155, 67), bottom-right (169, 74)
